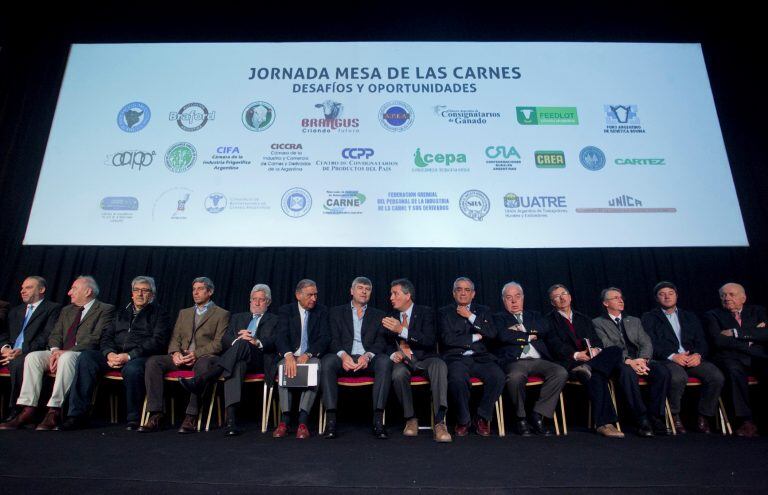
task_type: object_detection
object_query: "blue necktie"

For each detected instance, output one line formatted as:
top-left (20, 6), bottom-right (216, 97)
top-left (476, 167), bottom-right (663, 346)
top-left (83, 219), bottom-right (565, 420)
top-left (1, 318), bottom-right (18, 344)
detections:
top-left (299, 309), bottom-right (309, 355)
top-left (13, 305), bottom-right (33, 350)
top-left (247, 314), bottom-right (261, 337)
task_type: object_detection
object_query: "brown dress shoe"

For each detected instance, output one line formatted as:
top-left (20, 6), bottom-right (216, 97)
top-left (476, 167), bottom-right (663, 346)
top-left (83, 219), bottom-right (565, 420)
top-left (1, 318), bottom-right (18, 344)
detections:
top-left (138, 413), bottom-right (164, 432)
top-left (177, 414), bottom-right (197, 434)
top-left (672, 415), bottom-right (687, 434)
top-left (596, 424), bottom-right (625, 438)
top-left (475, 418), bottom-right (491, 437)
top-left (695, 415), bottom-right (712, 434)
top-left (433, 422), bottom-right (453, 443)
top-left (35, 408), bottom-right (61, 431)
top-left (736, 420), bottom-right (759, 438)
top-left (403, 418), bottom-right (419, 437)
top-left (0, 406), bottom-right (37, 430)
top-left (272, 422), bottom-right (289, 438)
top-left (296, 423), bottom-right (310, 439)
top-left (454, 423), bottom-right (469, 437)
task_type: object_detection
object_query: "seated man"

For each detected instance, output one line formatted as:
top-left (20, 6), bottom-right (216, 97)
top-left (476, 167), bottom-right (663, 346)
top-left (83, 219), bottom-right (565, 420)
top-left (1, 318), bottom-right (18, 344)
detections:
top-left (438, 277), bottom-right (504, 437)
top-left (0, 276), bottom-right (61, 419)
top-left (273, 279), bottom-right (329, 439)
top-left (0, 276), bottom-right (114, 430)
top-left (705, 282), bottom-right (768, 437)
top-left (321, 277), bottom-right (392, 439)
top-left (593, 287), bottom-right (672, 437)
top-left (139, 277), bottom-right (229, 433)
top-left (493, 282), bottom-right (567, 436)
top-left (180, 284), bottom-right (279, 435)
top-left (385, 278), bottom-right (452, 442)
top-left (642, 281), bottom-right (724, 433)
top-left (544, 284), bottom-right (625, 438)
top-left (61, 276), bottom-right (171, 430)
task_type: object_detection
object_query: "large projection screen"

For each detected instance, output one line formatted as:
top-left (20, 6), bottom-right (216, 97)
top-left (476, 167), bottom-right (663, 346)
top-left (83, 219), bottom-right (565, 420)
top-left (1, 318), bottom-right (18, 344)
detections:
top-left (23, 42), bottom-right (748, 248)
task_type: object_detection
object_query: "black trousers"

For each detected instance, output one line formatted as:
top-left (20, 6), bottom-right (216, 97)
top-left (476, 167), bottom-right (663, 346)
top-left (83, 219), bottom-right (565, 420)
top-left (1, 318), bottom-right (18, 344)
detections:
top-left (614, 359), bottom-right (670, 420)
top-left (716, 356), bottom-right (768, 418)
top-left (144, 354), bottom-right (219, 416)
top-left (67, 349), bottom-right (148, 422)
top-left (570, 346), bottom-right (622, 428)
top-left (5, 353), bottom-right (26, 409)
top-left (217, 340), bottom-right (264, 408)
top-left (321, 353), bottom-right (392, 414)
top-left (664, 360), bottom-right (724, 416)
top-left (446, 356), bottom-right (505, 425)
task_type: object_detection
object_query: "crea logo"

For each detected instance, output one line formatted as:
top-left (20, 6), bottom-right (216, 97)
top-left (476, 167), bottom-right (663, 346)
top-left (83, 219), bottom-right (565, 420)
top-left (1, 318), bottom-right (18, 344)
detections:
top-left (535, 151), bottom-right (566, 168)
top-left (414, 148), bottom-right (467, 167)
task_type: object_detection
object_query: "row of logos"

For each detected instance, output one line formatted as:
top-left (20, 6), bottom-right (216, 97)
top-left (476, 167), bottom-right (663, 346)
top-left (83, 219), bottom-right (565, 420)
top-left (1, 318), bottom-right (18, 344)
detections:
top-left (107, 143), bottom-right (666, 174)
top-left (100, 187), bottom-right (676, 224)
top-left (117, 101), bottom-right (646, 134)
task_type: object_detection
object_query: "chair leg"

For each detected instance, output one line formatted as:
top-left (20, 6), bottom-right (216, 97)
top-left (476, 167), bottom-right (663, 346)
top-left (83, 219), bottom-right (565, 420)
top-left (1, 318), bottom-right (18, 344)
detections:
top-left (205, 382), bottom-right (218, 432)
top-left (141, 396), bottom-right (148, 426)
top-left (718, 397), bottom-right (732, 435)
top-left (319, 402), bottom-right (325, 435)
top-left (665, 399), bottom-right (676, 435)
top-left (607, 381), bottom-right (621, 432)
top-left (559, 392), bottom-right (568, 436)
top-left (262, 383), bottom-right (270, 434)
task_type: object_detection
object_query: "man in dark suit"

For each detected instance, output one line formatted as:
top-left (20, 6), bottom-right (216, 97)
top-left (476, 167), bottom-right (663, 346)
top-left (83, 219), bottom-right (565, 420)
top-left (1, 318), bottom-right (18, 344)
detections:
top-left (139, 277), bottom-right (229, 433)
top-left (0, 276), bottom-right (114, 431)
top-left (642, 281), bottom-right (724, 434)
top-left (593, 287), bottom-right (671, 437)
top-left (180, 283), bottom-right (279, 435)
top-left (384, 278), bottom-right (452, 442)
top-left (273, 279), bottom-right (330, 439)
top-left (543, 284), bottom-right (625, 438)
top-left (0, 276), bottom-right (61, 417)
top-left (438, 277), bottom-right (504, 437)
top-left (61, 276), bottom-right (171, 431)
top-left (493, 282), bottom-right (567, 436)
top-left (705, 282), bottom-right (768, 437)
top-left (321, 277), bottom-right (392, 439)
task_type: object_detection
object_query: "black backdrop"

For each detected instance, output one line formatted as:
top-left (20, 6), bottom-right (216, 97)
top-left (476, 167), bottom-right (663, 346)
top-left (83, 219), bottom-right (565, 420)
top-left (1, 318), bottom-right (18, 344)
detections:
top-left (0, 3), bottom-right (766, 319)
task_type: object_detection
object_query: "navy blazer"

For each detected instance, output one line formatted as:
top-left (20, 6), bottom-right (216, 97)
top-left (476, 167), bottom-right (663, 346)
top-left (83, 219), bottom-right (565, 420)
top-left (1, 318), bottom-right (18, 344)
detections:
top-left (641, 307), bottom-right (708, 361)
top-left (100, 302), bottom-right (171, 359)
top-left (705, 305), bottom-right (768, 365)
top-left (0, 299), bottom-right (62, 355)
top-left (438, 303), bottom-right (496, 362)
top-left (492, 309), bottom-right (553, 366)
top-left (384, 304), bottom-right (438, 361)
top-left (544, 309), bottom-right (604, 371)
top-left (276, 302), bottom-right (330, 358)
top-left (225, 311), bottom-right (279, 352)
top-left (329, 304), bottom-right (388, 356)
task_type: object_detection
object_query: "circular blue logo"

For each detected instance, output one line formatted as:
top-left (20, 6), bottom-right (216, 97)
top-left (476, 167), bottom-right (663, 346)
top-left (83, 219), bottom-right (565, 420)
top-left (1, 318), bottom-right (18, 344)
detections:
top-left (579, 146), bottom-right (606, 171)
top-left (117, 102), bottom-right (151, 132)
top-left (281, 188), bottom-right (312, 218)
top-left (242, 101), bottom-right (276, 132)
top-left (204, 193), bottom-right (227, 214)
top-left (379, 101), bottom-right (414, 132)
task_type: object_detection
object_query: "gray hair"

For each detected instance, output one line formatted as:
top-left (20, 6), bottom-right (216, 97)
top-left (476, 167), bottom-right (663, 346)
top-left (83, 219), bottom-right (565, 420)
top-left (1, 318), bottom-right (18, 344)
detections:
top-left (131, 276), bottom-right (157, 294)
top-left (295, 279), bottom-right (317, 293)
top-left (193, 277), bottom-right (215, 292)
top-left (25, 276), bottom-right (48, 290)
top-left (351, 277), bottom-right (372, 289)
top-left (391, 278), bottom-right (415, 299)
top-left (600, 287), bottom-right (622, 302)
top-left (453, 277), bottom-right (475, 291)
top-left (251, 284), bottom-right (272, 302)
top-left (547, 284), bottom-right (569, 298)
top-left (501, 281), bottom-right (524, 299)
top-left (719, 282), bottom-right (745, 297)
top-left (77, 275), bottom-right (100, 298)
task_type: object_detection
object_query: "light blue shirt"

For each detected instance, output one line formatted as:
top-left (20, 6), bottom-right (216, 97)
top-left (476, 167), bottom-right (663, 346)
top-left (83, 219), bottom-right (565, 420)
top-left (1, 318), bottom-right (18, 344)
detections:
top-left (664, 308), bottom-right (686, 358)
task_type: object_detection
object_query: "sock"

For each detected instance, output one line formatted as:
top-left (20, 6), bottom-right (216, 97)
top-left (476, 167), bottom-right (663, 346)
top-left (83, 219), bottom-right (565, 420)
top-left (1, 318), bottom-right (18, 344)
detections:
top-left (281, 412), bottom-right (291, 425)
top-left (434, 406), bottom-right (446, 424)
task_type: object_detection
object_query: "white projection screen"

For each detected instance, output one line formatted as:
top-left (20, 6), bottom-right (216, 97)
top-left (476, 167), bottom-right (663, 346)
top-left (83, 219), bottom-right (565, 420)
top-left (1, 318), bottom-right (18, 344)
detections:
top-left (23, 42), bottom-right (748, 248)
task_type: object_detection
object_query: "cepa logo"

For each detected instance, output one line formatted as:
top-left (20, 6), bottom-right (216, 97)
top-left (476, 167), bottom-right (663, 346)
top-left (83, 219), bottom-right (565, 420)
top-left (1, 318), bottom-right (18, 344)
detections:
top-left (342, 148), bottom-right (374, 159)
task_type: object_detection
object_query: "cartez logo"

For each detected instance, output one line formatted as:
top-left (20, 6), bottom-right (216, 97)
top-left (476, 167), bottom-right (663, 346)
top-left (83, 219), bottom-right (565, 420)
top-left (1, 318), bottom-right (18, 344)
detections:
top-left (216, 146), bottom-right (240, 154)
top-left (106, 150), bottom-right (155, 170)
top-left (485, 146), bottom-right (521, 160)
top-left (342, 148), bottom-right (374, 159)
top-left (414, 148), bottom-right (467, 167)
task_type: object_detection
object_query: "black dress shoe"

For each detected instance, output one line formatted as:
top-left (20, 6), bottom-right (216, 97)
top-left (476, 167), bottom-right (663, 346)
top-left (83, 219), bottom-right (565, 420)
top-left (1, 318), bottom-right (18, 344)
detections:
top-left (530, 415), bottom-right (553, 436)
top-left (651, 416), bottom-right (672, 436)
top-left (59, 416), bottom-right (89, 431)
top-left (636, 419), bottom-right (654, 437)
top-left (179, 377), bottom-right (205, 395)
top-left (514, 418), bottom-right (532, 437)
top-left (225, 420), bottom-right (242, 436)
top-left (125, 421), bottom-right (140, 431)
top-left (373, 423), bottom-right (388, 439)
top-left (324, 420), bottom-right (338, 439)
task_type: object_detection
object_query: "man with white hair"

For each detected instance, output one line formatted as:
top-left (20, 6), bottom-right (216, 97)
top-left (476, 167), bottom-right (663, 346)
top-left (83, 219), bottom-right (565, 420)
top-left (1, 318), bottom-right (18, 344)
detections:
top-left (705, 282), bottom-right (768, 437)
top-left (0, 276), bottom-right (115, 430)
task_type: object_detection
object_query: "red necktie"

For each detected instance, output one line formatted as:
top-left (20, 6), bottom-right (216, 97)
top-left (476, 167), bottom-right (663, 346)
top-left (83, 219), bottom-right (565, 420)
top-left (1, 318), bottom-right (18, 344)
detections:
top-left (63, 306), bottom-right (84, 350)
top-left (733, 311), bottom-right (742, 327)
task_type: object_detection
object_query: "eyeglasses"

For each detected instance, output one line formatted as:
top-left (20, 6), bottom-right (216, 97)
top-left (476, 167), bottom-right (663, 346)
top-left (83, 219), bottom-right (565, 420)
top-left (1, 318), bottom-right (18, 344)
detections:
top-left (132, 288), bottom-right (153, 294)
top-left (550, 292), bottom-right (570, 301)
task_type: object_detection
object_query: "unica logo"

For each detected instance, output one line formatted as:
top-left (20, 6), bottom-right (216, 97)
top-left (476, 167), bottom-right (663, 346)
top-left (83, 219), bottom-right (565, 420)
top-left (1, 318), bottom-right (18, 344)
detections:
top-left (414, 148), bottom-right (467, 167)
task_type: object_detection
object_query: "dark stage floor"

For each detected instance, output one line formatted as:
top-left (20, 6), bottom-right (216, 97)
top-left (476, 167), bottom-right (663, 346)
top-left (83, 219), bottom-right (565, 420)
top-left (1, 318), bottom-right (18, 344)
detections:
top-left (2, 420), bottom-right (768, 494)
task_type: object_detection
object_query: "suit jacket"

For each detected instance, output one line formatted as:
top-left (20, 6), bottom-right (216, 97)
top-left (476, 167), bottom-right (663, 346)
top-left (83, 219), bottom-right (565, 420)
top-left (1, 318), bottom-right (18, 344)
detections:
top-left (0, 300), bottom-right (9, 342)
top-left (384, 304), bottom-right (438, 361)
top-left (544, 309), bottom-right (604, 371)
top-left (641, 307), bottom-right (708, 361)
top-left (329, 304), bottom-right (388, 356)
top-left (0, 299), bottom-right (62, 354)
top-left (276, 302), bottom-right (330, 358)
top-left (226, 311), bottom-right (280, 384)
top-left (167, 304), bottom-right (229, 357)
top-left (593, 313), bottom-right (653, 361)
top-left (492, 309), bottom-right (553, 366)
top-left (100, 302), bottom-right (171, 359)
top-left (438, 302), bottom-right (497, 362)
top-left (705, 305), bottom-right (768, 365)
top-left (48, 300), bottom-right (116, 351)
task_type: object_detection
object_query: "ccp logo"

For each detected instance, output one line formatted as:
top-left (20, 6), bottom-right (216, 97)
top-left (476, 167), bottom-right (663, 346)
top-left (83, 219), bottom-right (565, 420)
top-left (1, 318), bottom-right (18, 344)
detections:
top-left (342, 148), bottom-right (374, 159)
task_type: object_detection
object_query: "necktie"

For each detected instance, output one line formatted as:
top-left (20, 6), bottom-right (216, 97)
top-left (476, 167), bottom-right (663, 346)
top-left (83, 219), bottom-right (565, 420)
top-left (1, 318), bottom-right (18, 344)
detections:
top-left (732, 311), bottom-right (742, 327)
top-left (516, 313), bottom-right (532, 354)
top-left (13, 304), bottom-right (33, 350)
top-left (248, 313), bottom-right (261, 337)
top-left (299, 309), bottom-right (309, 355)
top-left (399, 312), bottom-right (413, 359)
top-left (614, 317), bottom-right (638, 358)
top-left (63, 306), bottom-right (85, 350)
